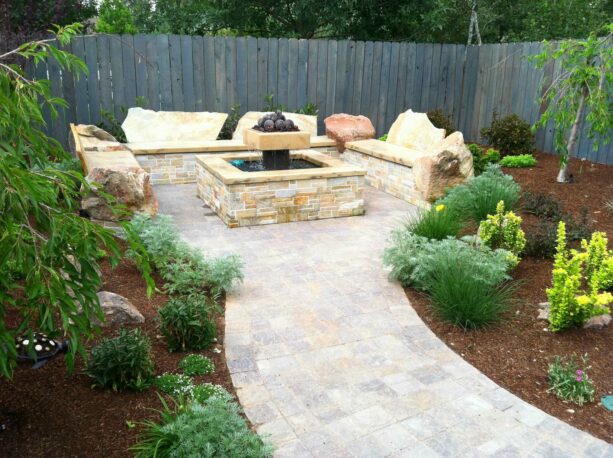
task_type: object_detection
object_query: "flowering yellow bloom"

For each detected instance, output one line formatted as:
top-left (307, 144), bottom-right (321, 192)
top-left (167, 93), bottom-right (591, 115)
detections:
top-left (435, 204), bottom-right (445, 212)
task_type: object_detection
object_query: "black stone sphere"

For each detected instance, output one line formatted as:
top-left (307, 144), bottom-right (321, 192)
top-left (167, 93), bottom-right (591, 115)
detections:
top-left (263, 119), bottom-right (275, 131)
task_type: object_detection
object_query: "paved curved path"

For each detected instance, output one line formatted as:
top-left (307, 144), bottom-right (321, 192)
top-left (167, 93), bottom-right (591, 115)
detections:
top-left (157, 184), bottom-right (611, 457)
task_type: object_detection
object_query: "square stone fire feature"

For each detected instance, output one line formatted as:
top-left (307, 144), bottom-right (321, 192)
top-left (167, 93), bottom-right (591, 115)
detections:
top-left (196, 150), bottom-right (366, 227)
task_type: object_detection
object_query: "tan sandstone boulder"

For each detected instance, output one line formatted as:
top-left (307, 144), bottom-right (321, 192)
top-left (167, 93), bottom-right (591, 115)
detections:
top-left (324, 114), bottom-right (375, 153)
top-left (82, 166), bottom-right (158, 221)
top-left (121, 107), bottom-right (228, 143)
top-left (387, 109), bottom-right (446, 151)
top-left (413, 131), bottom-right (474, 202)
top-left (232, 111), bottom-right (318, 140)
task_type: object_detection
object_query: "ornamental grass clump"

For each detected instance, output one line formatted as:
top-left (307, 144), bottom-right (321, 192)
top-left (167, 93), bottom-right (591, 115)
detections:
top-left (437, 165), bottom-right (521, 224)
top-left (479, 200), bottom-right (526, 267)
top-left (423, 251), bottom-right (517, 330)
top-left (86, 329), bottom-right (154, 392)
top-left (404, 204), bottom-right (462, 240)
top-left (547, 356), bottom-right (596, 405)
top-left (546, 222), bottom-right (612, 331)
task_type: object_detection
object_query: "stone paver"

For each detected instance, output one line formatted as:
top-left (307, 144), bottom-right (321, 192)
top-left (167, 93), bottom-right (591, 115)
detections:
top-left (156, 184), bottom-right (612, 457)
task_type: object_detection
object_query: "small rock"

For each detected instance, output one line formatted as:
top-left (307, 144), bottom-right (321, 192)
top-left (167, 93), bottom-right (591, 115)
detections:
top-left (566, 409), bottom-right (575, 414)
top-left (93, 291), bottom-right (145, 327)
top-left (583, 314), bottom-right (611, 329)
top-left (537, 302), bottom-right (550, 320)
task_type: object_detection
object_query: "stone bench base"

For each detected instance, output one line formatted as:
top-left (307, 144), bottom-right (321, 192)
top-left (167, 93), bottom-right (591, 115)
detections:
top-left (342, 148), bottom-right (428, 208)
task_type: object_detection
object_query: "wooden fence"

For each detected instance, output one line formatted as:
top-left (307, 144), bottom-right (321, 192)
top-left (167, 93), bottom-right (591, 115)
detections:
top-left (31, 34), bottom-right (612, 164)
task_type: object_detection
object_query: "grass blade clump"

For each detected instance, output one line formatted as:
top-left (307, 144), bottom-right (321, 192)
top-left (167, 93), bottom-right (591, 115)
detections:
top-left (438, 164), bottom-right (521, 224)
top-left (424, 254), bottom-right (517, 329)
top-left (405, 204), bottom-right (462, 240)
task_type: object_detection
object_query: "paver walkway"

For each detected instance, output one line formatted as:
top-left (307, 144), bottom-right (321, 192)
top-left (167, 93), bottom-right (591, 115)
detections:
top-left (157, 184), bottom-right (612, 457)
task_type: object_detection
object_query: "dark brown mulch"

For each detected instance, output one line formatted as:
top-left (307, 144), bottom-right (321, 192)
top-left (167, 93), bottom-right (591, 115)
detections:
top-left (0, 257), bottom-right (238, 458)
top-left (406, 151), bottom-right (613, 443)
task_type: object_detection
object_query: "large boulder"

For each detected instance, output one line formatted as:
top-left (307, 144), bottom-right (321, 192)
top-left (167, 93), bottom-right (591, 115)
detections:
top-left (413, 131), bottom-right (474, 202)
top-left (387, 109), bottom-right (446, 152)
top-left (232, 111), bottom-right (318, 140)
top-left (324, 114), bottom-right (375, 153)
top-left (121, 107), bottom-right (228, 143)
top-left (82, 166), bottom-right (158, 221)
top-left (93, 291), bottom-right (145, 327)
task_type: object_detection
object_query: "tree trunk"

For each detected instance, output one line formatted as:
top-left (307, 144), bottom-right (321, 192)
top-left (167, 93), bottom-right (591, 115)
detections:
top-left (558, 84), bottom-right (588, 183)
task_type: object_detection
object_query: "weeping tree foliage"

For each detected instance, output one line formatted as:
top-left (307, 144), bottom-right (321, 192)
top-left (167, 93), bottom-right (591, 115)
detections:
top-left (0, 24), bottom-right (153, 378)
top-left (533, 24), bottom-right (613, 182)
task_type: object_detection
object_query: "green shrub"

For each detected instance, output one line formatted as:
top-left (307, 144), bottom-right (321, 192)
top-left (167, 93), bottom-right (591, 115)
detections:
top-left (379, 133), bottom-right (388, 141)
top-left (469, 145), bottom-right (501, 176)
top-left (86, 329), bottom-right (154, 392)
top-left (159, 295), bottom-right (218, 352)
top-left (191, 383), bottom-right (233, 403)
top-left (481, 113), bottom-right (535, 157)
top-left (218, 104), bottom-right (241, 140)
top-left (155, 373), bottom-right (194, 397)
top-left (547, 356), bottom-right (595, 405)
top-left (180, 354), bottom-right (215, 376)
top-left (383, 232), bottom-right (511, 291)
top-left (404, 204), bottom-right (462, 240)
top-left (424, 252), bottom-right (517, 330)
top-left (132, 396), bottom-right (273, 458)
top-left (484, 148), bottom-right (501, 163)
top-left (427, 109), bottom-right (455, 134)
top-left (478, 200), bottom-right (526, 267)
top-left (546, 222), bottom-right (612, 331)
top-left (500, 154), bottom-right (537, 168)
top-left (524, 220), bottom-right (558, 259)
top-left (295, 102), bottom-right (318, 115)
top-left (438, 165), bottom-right (521, 223)
top-left (468, 144), bottom-right (487, 175)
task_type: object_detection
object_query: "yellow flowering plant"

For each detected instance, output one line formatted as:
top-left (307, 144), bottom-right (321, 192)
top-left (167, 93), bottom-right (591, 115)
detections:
top-left (478, 200), bottom-right (526, 267)
top-left (546, 222), bottom-right (612, 331)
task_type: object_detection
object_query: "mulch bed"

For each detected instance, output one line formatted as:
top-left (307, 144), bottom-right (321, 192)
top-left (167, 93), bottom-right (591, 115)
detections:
top-left (0, 256), bottom-right (238, 457)
top-left (406, 151), bottom-right (613, 443)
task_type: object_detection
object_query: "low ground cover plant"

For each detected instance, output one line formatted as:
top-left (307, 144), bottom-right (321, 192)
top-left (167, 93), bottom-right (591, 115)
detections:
top-left (155, 373), bottom-right (194, 397)
top-left (479, 201), bottom-right (526, 267)
top-left (180, 354), bottom-right (215, 376)
top-left (546, 222), bottom-right (612, 331)
top-left (132, 396), bottom-right (273, 457)
top-left (159, 295), bottom-right (218, 352)
top-left (437, 164), bottom-right (521, 223)
top-left (500, 154), bottom-right (537, 168)
top-left (86, 329), bottom-right (154, 392)
top-left (481, 113), bottom-right (535, 157)
top-left (191, 383), bottom-right (232, 403)
top-left (548, 356), bottom-right (596, 405)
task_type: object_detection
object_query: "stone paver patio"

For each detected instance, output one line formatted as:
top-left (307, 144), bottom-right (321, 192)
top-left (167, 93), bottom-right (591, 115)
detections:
top-left (156, 184), bottom-right (612, 457)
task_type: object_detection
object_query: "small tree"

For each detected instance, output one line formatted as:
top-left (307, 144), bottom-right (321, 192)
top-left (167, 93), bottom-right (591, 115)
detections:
top-left (533, 24), bottom-right (612, 182)
top-left (0, 25), bottom-right (152, 378)
top-left (96, 0), bottom-right (138, 34)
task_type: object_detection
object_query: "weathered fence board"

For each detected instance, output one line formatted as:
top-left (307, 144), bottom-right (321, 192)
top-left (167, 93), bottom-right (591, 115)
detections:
top-left (33, 34), bottom-right (612, 164)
